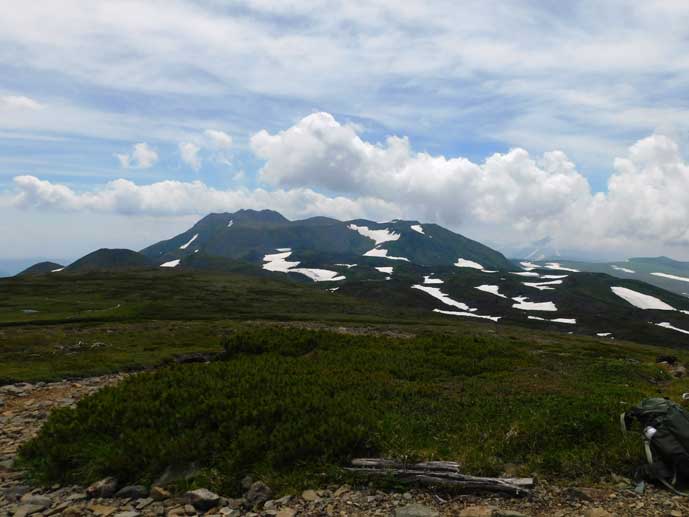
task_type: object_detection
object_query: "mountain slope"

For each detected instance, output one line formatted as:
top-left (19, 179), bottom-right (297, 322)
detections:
top-left (517, 257), bottom-right (689, 297)
top-left (141, 210), bottom-right (517, 271)
top-left (66, 249), bottom-right (154, 273)
top-left (16, 261), bottom-right (64, 276)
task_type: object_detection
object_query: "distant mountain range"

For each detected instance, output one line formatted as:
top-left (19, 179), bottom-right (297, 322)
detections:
top-left (14, 209), bottom-right (689, 346)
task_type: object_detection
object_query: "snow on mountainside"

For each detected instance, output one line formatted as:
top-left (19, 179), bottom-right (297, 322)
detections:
top-left (140, 209), bottom-right (516, 272)
top-left (14, 209), bottom-right (689, 347)
top-left (519, 257), bottom-right (689, 297)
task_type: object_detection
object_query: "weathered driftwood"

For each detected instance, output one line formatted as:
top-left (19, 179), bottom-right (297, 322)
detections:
top-left (345, 458), bottom-right (534, 496)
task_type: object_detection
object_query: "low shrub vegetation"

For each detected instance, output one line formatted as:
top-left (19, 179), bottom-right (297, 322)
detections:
top-left (19, 327), bottom-right (688, 494)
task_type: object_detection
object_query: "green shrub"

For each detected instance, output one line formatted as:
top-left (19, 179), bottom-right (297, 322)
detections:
top-left (19, 327), bottom-right (675, 493)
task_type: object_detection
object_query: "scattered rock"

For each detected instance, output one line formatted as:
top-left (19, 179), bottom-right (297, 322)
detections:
top-left (13, 504), bottom-right (46, 517)
top-left (19, 493), bottom-right (51, 508)
top-left (494, 511), bottom-right (530, 517)
top-left (246, 481), bottom-right (273, 506)
top-left (301, 489), bottom-right (319, 502)
top-left (396, 503), bottom-right (440, 517)
top-left (584, 509), bottom-right (613, 517)
top-left (114, 485), bottom-right (148, 499)
top-left (149, 485), bottom-right (171, 501)
top-left (276, 509), bottom-right (297, 517)
top-left (459, 506), bottom-right (497, 517)
top-left (186, 488), bottom-right (221, 511)
top-left (86, 477), bottom-right (118, 499)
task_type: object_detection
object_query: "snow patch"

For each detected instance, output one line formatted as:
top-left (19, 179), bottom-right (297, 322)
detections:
top-left (348, 224), bottom-right (400, 245)
top-left (412, 284), bottom-right (472, 311)
top-left (423, 275), bottom-right (444, 284)
top-left (455, 258), bottom-right (484, 270)
top-left (611, 265), bottom-right (635, 274)
top-left (262, 250), bottom-right (345, 282)
top-left (523, 279), bottom-right (563, 291)
top-left (656, 322), bottom-right (689, 335)
top-left (528, 316), bottom-right (576, 324)
top-left (364, 247), bottom-right (409, 261)
top-left (376, 266), bottom-right (394, 274)
top-left (276, 247), bottom-right (291, 252)
top-left (611, 286), bottom-right (675, 311)
top-left (597, 332), bottom-right (612, 337)
top-left (544, 262), bottom-right (579, 272)
top-left (50, 268), bottom-right (64, 273)
top-left (512, 296), bottom-right (558, 312)
top-left (651, 272), bottom-right (689, 283)
top-left (160, 259), bottom-right (181, 268)
top-left (542, 274), bottom-right (568, 279)
top-left (511, 272), bottom-right (540, 277)
top-left (227, 219), bottom-right (233, 227)
top-left (434, 309), bottom-right (501, 322)
top-left (335, 263), bottom-right (357, 268)
top-left (180, 234), bottom-right (198, 250)
top-left (520, 261), bottom-right (539, 270)
top-left (475, 285), bottom-right (507, 298)
top-left (410, 224), bottom-right (425, 235)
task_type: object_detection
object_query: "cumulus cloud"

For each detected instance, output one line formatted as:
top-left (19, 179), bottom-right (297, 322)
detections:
top-left (115, 142), bottom-right (158, 169)
top-left (10, 113), bottom-right (689, 256)
top-left (11, 175), bottom-right (399, 222)
top-left (204, 129), bottom-right (233, 150)
top-left (251, 112), bottom-right (689, 251)
top-left (0, 95), bottom-right (42, 110)
top-left (179, 142), bottom-right (202, 171)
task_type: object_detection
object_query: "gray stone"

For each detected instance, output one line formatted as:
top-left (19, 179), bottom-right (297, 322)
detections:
top-left (113, 512), bottom-right (141, 517)
top-left (13, 504), bottom-right (46, 517)
top-left (114, 485), bottom-right (148, 499)
top-left (186, 488), bottom-right (220, 511)
top-left (396, 503), bottom-right (440, 517)
top-left (245, 481), bottom-right (272, 507)
top-left (301, 489), bottom-right (319, 502)
top-left (86, 477), bottom-right (118, 498)
top-left (19, 493), bottom-right (51, 508)
top-left (2, 485), bottom-right (30, 502)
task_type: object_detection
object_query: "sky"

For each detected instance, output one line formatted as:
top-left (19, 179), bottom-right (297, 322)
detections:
top-left (2, 0), bottom-right (689, 262)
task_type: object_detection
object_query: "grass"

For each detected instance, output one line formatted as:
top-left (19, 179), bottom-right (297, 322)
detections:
top-left (18, 326), bottom-right (689, 495)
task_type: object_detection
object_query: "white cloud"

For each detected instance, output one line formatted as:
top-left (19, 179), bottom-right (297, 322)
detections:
top-left (8, 113), bottom-right (689, 259)
top-left (10, 174), bottom-right (399, 222)
top-left (0, 95), bottom-right (42, 110)
top-left (204, 129), bottom-right (232, 150)
top-left (179, 142), bottom-right (202, 171)
top-left (251, 112), bottom-right (689, 253)
top-left (116, 142), bottom-right (158, 169)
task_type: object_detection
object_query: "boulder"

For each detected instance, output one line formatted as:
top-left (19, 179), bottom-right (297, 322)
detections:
top-left (86, 477), bottom-right (118, 499)
top-left (186, 488), bottom-right (220, 511)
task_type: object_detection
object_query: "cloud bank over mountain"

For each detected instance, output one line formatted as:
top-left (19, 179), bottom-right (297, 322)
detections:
top-left (8, 113), bottom-right (689, 258)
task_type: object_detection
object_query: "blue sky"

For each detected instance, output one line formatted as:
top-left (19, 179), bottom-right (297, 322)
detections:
top-left (2, 1), bottom-right (689, 261)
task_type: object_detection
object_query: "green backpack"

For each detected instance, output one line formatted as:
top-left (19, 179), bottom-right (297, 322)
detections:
top-left (621, 398), bottom-right (689, 495)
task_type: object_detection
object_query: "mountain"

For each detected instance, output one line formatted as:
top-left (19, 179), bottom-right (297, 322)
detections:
top-left (517, 257), bottom-right (689, 297)
top-left (141, 209), bottom-right (516, 271)
top-left (65, 249), bottom-right (154, 273)
top-left (17, 261), bottom-right (65, 276)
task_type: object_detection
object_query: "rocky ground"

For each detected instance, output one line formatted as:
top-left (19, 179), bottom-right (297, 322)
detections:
top-left (2, 376), bottom-right (689, 517)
